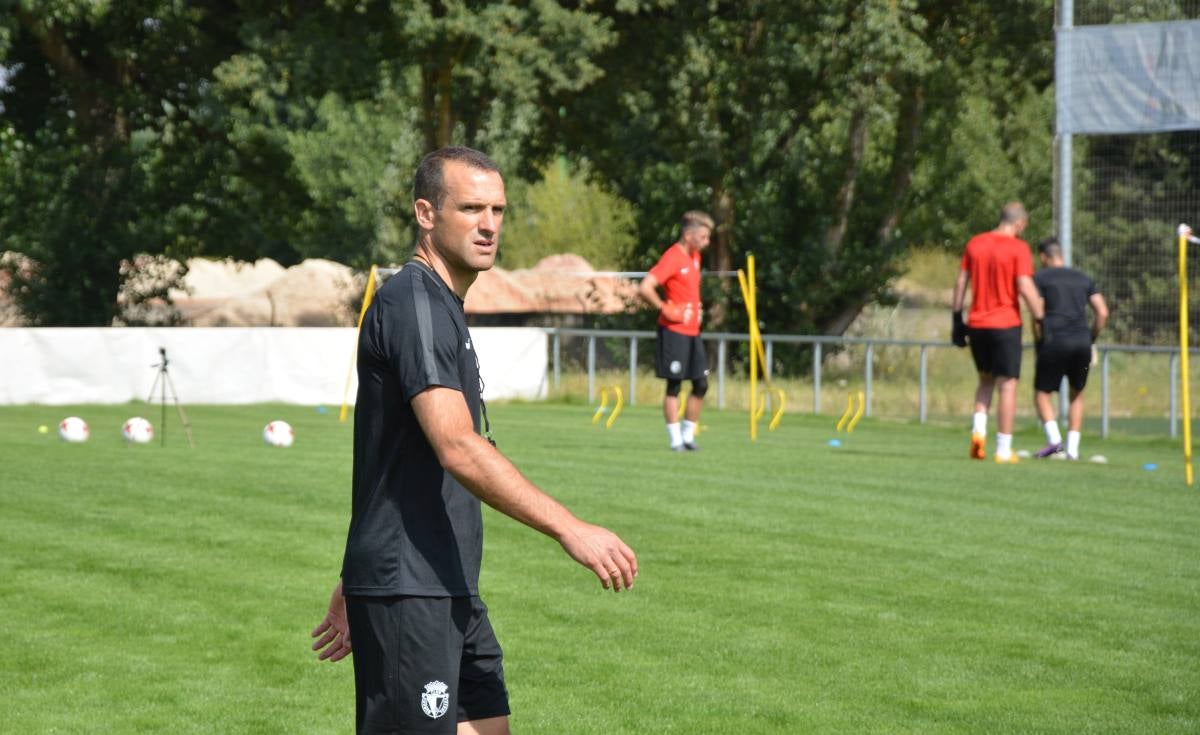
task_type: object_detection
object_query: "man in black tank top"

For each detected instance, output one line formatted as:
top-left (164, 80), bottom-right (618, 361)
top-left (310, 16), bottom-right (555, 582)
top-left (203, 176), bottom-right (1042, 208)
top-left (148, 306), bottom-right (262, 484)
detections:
top-left (309, 147), bottom-right (638, 735)
top-left (1032, 237), bottom-right (1109, 460)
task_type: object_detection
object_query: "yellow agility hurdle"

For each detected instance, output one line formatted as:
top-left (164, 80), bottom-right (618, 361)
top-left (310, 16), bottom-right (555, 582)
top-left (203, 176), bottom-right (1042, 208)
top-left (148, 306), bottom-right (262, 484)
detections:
top-left (591, 385), bottom-right (624, 430)
top-left (835, 391), bottom-right (865, 433)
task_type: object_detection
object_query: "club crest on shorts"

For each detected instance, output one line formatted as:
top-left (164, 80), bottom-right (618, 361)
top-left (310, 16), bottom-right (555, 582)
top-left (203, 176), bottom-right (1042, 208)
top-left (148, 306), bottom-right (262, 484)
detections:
top-left (420, 680), bottom-right (450, 719)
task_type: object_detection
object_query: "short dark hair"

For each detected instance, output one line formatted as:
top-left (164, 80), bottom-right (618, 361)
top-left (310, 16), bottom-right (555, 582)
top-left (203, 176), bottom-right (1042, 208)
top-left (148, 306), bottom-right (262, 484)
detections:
top-left (413, 147), bottom-right (501, 210)
top-left (1039, 237), bottom-right (1062, 259)
top-left (680, 210), bottom-right (714, 234)
top-left (999, 201), bottom-right (1028, 225)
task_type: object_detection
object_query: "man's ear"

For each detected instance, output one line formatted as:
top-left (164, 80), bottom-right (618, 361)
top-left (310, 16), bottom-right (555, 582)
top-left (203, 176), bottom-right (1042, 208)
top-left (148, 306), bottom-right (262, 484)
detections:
top-left (414, 198), bottom-right (437, 229)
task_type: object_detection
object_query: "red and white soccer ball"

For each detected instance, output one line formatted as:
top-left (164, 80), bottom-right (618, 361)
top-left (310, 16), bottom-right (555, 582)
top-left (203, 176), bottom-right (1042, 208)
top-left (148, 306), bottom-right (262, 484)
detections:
top-left (263, 420), bottom-right (295, 448)
top-left (58, 416), bottom-right (89, 443)
top-left (122, 417), bottom-right (154, 444)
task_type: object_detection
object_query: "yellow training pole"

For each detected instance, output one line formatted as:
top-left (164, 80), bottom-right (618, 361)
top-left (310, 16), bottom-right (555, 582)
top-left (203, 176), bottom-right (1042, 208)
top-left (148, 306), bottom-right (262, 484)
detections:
top-left (1179, 226), bottom-right (1194, 486)
top-left (836, 394), bottom-right (854, 432)
top-left (340, 265), bottom-right (380, 422)
top-left (748, 255), bottom-right (760, 440)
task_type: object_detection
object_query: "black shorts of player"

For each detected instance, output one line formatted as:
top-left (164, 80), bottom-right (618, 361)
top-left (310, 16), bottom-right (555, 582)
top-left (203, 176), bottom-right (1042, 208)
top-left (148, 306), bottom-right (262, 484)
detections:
top-left (1035, 336), bottom-right (1092, 393)
top-left (346, 595), bottom-right (509, 734)
top-left (968, 326), bottom-right (1023, 379)
top-left (655, 325), bottom-right (709, 380)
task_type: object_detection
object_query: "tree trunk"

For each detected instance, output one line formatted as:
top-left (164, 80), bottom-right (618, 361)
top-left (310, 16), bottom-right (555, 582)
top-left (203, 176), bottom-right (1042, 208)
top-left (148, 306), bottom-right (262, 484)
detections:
top-left (708, 187), bottom-right (734, 329)
top-left (822, 107), bottom-right (869, 258)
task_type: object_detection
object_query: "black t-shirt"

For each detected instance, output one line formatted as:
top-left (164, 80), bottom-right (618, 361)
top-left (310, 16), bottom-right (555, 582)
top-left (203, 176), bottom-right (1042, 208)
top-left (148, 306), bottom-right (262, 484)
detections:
top-left (341, 261), bottom-right (484, 597)
top-left (1034, 266), bottom-right (1098, 344)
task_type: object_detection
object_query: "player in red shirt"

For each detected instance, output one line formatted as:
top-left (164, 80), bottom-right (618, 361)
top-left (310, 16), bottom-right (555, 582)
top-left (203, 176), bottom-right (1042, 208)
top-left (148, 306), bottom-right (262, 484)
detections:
top-left (638, 211), bottom-right (714, 451)
top-left (951, 202), bottom-right (1044, 463)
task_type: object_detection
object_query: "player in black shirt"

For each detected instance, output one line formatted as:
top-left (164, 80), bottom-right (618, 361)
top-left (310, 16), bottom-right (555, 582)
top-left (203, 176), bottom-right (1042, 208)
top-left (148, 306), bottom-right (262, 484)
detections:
top-left (1032, 238), bottom-right (1109, 460)
top-left (311, 147), bottom-right (638, 735)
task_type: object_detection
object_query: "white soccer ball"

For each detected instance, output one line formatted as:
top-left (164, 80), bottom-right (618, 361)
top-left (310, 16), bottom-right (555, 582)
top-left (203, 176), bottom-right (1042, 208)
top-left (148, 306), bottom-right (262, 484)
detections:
top-left (263, 420), bottom-right (295, 448)
top-left (122, 417), bottom-right (154, 444)
top-left (58, 416), bottom-right (89, 443)
top-left (1089, 454), bottom-right (1108, 464)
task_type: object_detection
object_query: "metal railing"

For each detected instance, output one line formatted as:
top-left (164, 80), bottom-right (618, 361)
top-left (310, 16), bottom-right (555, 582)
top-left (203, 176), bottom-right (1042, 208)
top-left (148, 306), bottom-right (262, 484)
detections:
top-left (546, 327), bottom-right (1199, 439)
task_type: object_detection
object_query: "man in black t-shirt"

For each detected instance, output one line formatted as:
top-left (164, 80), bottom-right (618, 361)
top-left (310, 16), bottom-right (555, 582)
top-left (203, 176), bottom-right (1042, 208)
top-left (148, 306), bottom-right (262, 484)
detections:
top-left (1032, 237), bottom-right (1109, 461)
top-left (310, 147), bottom-right (638, 735)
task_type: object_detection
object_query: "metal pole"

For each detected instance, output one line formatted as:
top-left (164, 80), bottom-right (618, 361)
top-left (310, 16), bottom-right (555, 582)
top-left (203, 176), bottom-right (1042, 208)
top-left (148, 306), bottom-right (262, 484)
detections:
top-left (1170, 352), bottom-right (1178, 439)
top-left (865, 342), bottom-right (874, 418)
top-left (629, 337), bottom-right (637, 407)
top-left (587, 335), bottom-right (596, 404)
top-left (1101, 349), bottom-right (1109, 438)
top-left (919, 345), bottom-right (928, 424)
top-left (1058, 0), bottom-right (1074, 267)
top-left (765, 339), bottom-right (773, 381)
top-left (553, 331), bottom-right (561, 390)
top-left (813, 342), bottom-right (822, 414)
top-left (717, 339), bottom-right (726, 409)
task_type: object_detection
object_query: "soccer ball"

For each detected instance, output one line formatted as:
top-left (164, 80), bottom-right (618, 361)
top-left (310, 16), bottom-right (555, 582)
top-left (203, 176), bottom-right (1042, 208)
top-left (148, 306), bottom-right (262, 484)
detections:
top-left (122, 417), bottom-right (154, 444)
top-left (58, 416), bottom-right (89, 443)
top-left (263, 420), bottom-right (295, 448)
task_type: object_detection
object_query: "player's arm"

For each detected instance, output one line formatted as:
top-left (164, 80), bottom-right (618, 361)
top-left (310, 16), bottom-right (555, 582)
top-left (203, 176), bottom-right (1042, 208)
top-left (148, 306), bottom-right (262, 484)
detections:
top-left (638, 273), bottom-right (664, 310)
top-left (950, 269), bottom-right (970, 346)
top-left (1089, 292), bottom-right (1109, 342)
top-left (311, 579), bottom-right (351, 662)
top-left (411, 386), bottom-right (638, 592)
top-left (1016, 275), bottom-right (1044, 321)
top-left (639, 272), bottom-right (683, 323)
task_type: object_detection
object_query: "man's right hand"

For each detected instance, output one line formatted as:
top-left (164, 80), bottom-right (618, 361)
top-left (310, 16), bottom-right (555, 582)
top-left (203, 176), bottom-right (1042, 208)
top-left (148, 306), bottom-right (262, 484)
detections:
top-left (661, 302), bottom-right (685, 323)
top-left (951, 311), bottom-right (968, 348)
top-left (557, 519), bottom-right (638, 593)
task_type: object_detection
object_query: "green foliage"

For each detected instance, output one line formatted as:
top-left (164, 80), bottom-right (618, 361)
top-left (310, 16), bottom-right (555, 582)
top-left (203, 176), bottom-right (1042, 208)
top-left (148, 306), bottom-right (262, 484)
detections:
top-left (0, 1), bottom-right (1074, 329)
top-left (499, 159), bottom-right (638, 270)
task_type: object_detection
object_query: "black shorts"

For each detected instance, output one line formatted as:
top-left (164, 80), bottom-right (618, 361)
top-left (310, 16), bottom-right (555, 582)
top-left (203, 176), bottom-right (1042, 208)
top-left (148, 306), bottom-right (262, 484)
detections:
top-left (655, 326), bottom-right (709, 380)
top-left (968, 326), bottom-right (1023, 379)
top-left (1035, 338), bottom-right (1092, 393)
top-left (346, 595), bottom-right (509, 734)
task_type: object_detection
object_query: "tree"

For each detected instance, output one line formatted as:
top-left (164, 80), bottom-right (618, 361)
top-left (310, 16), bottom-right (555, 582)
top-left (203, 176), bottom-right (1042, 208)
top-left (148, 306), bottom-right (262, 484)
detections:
top-left (552, 0), bottom-right (1055, 336)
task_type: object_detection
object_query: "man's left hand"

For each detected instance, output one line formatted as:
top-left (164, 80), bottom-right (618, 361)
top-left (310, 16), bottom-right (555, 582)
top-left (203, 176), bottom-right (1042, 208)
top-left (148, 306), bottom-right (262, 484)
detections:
top-left (951, 311), bottom-right (968, 347)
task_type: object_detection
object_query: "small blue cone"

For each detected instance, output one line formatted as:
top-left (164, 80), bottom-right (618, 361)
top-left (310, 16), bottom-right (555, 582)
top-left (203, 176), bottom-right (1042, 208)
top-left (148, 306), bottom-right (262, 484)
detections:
top-left (316, 406), bottom-right (328, 414)
top-left (1142, 463), bottom-right (1157, 471)
top-left (828, 438), bottom-right (842, 448)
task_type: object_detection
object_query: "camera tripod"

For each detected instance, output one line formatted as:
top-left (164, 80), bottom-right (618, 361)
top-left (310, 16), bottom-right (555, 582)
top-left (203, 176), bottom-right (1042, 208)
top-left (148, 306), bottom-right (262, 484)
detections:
top-left (148, 347), bottom-right (195, 448)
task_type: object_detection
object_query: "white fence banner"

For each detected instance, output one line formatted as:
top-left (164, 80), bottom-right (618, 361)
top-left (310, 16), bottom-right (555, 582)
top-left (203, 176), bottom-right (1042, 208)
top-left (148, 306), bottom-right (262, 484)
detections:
top-left (0, 327), bottom-right (547, 405)
top-left (1057, 19), bottom-right (1200, 135)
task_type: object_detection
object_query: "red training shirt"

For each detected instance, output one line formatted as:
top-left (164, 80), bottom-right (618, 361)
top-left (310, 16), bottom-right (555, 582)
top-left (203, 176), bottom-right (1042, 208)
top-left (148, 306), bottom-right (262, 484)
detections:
top-left (648, 242), bottom-right (703, 336)
top-left (960, 231), bottom-right (1034, 329)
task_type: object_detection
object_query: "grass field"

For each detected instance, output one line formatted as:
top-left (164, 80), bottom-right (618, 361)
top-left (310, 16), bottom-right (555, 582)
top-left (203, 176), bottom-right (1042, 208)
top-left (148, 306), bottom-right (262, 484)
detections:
top-left (2, 401), bottom-right (1199, 733)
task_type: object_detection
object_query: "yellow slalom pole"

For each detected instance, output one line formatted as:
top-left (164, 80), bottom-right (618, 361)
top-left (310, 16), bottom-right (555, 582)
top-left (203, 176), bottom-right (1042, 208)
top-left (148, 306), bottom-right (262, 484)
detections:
top-left (340, 265), bottom-right (380, 422)
top-left (606, 386), bottom-right (624, 429)
top-left (1179, 226), bottom-right (1194, 486)
top-left (748, 255), bottom-right (761, 440)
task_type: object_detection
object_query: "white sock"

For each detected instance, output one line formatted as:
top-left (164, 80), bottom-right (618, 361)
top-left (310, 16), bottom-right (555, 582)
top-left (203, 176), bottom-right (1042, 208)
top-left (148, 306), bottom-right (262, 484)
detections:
top-left (972, 412), bottom-right (988, 436)
top-left (1067, 431), bottom-right (1081, 459)
top-left (681, 420), bottom-right (696, 444)
top-left (996, 433), bottom-right (1013, 457)
top-left (667, 422), bottom-right (682, 447)
top-left (1043, 420), bottom-right (1063, 446)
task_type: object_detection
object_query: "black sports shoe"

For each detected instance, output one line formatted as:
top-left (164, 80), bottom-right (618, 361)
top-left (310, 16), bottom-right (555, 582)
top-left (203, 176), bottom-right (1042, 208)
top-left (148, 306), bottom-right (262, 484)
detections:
top-left (683, 442), bottom-right (699, 451)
